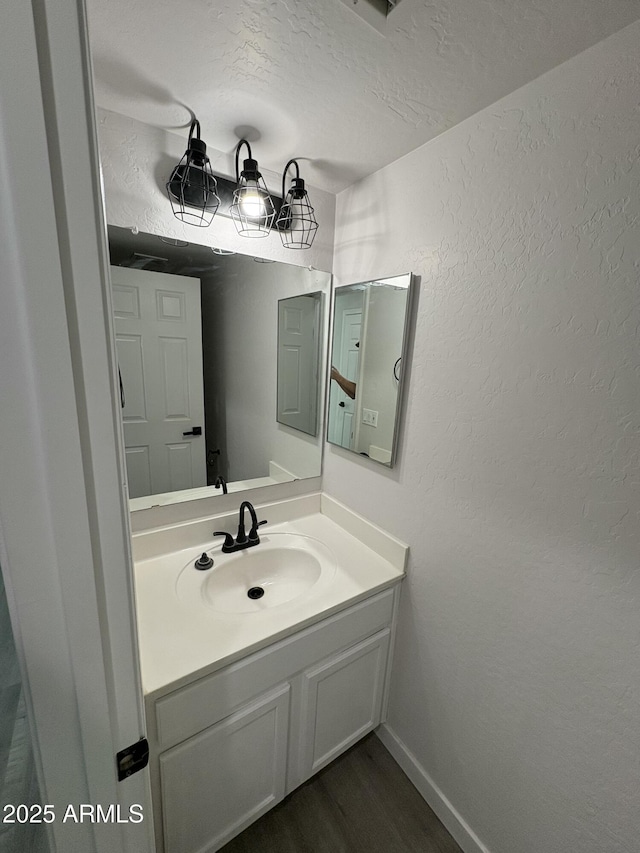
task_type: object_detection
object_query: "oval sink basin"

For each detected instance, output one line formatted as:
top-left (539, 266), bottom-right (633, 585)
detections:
top-left (176, 533), bottom-right (337, 613)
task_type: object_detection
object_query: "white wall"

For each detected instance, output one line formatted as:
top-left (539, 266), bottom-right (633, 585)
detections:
top-left (326, 20), bottom-right (640, 853)
top-left (201, 255), bottom-right (330, 482)
top-left (96, 109), bottom-right (335, 272)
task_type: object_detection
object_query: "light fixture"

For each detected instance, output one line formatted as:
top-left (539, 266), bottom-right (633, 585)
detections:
top-left (276, 159), bottom-right (318, 249)
top-left (164, 127), bottom-right (320, 244)
top-left (229, 139), bottom-right (276, 237)
top-left (166, 119), bottom-right (220, 227)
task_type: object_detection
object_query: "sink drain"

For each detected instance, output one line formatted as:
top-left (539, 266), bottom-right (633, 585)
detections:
top-left (247, 586), bottom-right (265, 600)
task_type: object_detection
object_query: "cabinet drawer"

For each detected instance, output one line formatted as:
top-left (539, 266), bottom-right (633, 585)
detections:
top-left (155, 587), bottom-right (396, 749)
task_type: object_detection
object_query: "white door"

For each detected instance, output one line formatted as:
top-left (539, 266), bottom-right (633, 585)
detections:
top-left (328, 301), bottom-right (362, 449)
top-left (277, 294), bottom-right (320, 436)
top-left (111, 266), bottom-right (206, 498)
top-left (338, 309), bottom-right (362, 448)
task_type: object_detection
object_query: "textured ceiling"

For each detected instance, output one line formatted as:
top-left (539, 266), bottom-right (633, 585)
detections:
top-left (86, 0), bottom-right (640, 194)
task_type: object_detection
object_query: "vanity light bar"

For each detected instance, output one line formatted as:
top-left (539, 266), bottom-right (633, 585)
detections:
top-left (171, 165), bottom-right (286, 230)
top-left (167, 128), bottom-right (317, 247)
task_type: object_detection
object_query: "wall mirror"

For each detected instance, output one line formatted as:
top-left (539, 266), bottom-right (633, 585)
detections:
top-left (327, 273), bottom-right (414, 467)
top-left (108, 225), bottom-right (331, 509)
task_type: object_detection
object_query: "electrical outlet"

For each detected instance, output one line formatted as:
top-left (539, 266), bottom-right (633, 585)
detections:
top-left (362, 408), bottom-right (378, 427)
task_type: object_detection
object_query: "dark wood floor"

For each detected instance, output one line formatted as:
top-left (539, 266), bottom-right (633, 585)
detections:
top-left (220, 733), bottom-right (462, 853)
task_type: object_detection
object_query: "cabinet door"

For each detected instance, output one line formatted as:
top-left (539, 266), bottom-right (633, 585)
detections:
top-left (159, 684), bottom-right (290, 853)
top-left (298, 629), bottom-right (390, 783)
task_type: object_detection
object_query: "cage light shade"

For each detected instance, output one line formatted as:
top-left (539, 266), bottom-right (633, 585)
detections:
top-left (230, 143), bottom-right (276, 237)
top-left (230, 174), bottom-right (276, 236)
top-left (276, 161), bottom-right (318, 249)
top-left (277, 178), bottom-right (318, 249)
top-left (166, 123), bottom-right (220, 227)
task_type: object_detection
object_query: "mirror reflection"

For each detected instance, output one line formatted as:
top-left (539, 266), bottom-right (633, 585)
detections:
top-left (277, 293), bottom-right (323, 438)
top-left (108, 226), bottom-right (331, 508)
top-left (327, 273), bottom-right (414, 467)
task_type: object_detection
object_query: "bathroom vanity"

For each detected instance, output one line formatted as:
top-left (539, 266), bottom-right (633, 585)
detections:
top-left (131, 493), bottom-right (407, 853)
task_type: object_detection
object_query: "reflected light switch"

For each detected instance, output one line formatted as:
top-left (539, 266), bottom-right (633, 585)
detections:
top-left (362, 408), bottom-right (378, 427)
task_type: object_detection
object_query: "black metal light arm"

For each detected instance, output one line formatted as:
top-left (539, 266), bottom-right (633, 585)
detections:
top-left (235, 139), bottom-right (259, 181)
top-left (189, 118), bottom-right (201, 145)
top-left (281, 158), bottom-right (300, 201)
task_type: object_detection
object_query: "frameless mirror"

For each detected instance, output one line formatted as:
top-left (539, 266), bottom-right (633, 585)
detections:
top-left (277, 293), bottom-right (323, 437)
top-left (108, 226), bottom-right (331, 509)
top-left (327, 273), bottom-right (414, 467)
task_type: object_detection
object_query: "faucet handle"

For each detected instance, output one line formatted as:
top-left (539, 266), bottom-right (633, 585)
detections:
top-left (248, 518), bottom-right (267, 543)
top-left (213, 530), bottom-right (234, 552)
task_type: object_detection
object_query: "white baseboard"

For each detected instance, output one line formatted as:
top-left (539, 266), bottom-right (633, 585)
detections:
top-left (376, 723), bottom-right (491, 853)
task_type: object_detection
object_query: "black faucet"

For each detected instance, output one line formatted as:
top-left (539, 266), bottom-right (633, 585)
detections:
top-left (214, 475), bottom-right (228, 495)
top-left (213, 501), bottom-right (267, 553)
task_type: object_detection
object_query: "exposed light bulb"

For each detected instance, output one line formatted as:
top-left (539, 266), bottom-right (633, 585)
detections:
top-left (230, 140), bottom-right (276, 237)
top-left (239, 186), bottom-right (266, 219)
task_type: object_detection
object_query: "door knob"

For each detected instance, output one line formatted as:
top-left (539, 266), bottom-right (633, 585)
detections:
top-left (182, 426), bottom-right (202, 436)
top-left (339, 401), bottom-right (345, 408)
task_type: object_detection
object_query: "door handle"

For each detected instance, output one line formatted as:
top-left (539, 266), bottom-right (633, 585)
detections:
top-left (339, 401), bottom-right (345, 408)
top-left (182, 426), bottom-right (202, 436)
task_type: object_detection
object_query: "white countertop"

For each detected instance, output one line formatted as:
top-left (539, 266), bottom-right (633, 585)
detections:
top-left (133, 494), bottom-right (407, 699)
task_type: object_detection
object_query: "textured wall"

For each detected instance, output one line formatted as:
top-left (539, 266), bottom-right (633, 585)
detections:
top-left (326, 21), bottom-right (640, 853)
top-left (96, 109), bottom-right (335, 272)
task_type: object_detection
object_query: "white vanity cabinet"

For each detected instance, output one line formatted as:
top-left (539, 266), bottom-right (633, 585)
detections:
top-left (146, 585), bottom-right (400, 853)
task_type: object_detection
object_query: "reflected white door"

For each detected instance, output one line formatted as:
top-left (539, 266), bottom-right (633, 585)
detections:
top-left (328, 296), bottom-right (362, 449)
top-left (111, 266), bottom-right (206, 498)
top-left (277, 295), bottom-right (320, 435)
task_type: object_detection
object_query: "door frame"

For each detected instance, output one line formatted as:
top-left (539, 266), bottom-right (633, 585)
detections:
top-left (0, 2), bottom-right (153, 851)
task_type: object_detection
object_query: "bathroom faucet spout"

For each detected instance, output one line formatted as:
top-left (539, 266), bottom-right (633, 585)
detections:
top-left (236, 500), bottom-right (258, 544)
top-left (214, 501), bottom-right (267, 554)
